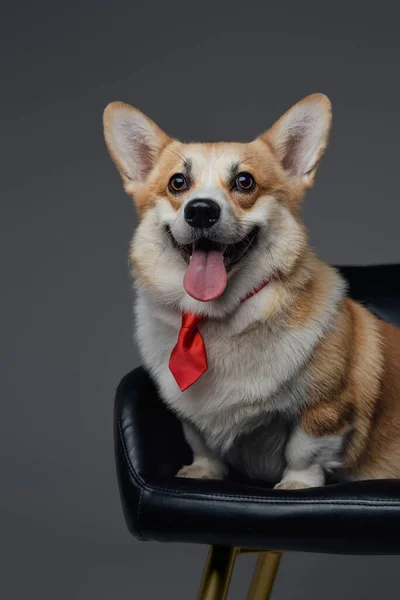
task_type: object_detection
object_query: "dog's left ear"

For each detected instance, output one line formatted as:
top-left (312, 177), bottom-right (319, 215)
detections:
top-left (262, 94), bottom-right (332, 189)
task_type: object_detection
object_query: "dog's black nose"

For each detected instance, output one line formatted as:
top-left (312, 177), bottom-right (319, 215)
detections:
top-left (184, 199), bottom-right (221, 229)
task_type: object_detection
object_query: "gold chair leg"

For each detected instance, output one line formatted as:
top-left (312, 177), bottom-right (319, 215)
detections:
top-left (197, 545), bottom-right (238, 600)
top-left (246, 551), bottom-right (282, 600)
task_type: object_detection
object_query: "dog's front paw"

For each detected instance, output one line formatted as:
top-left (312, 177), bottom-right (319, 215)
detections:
top-left (176, 463), bottom-right (219, 480)
top-left (274, 480), bottom-right (310, 490)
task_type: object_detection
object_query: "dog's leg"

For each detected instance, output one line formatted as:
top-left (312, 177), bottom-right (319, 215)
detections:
top-left (274, 426), bottom-right (347, 490)
top-left (274, 464), bottom-right (324, 490)
top-left (176, 423), bottom-right (226, 480)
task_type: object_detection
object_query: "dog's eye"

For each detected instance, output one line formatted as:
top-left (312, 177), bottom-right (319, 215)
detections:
top-left (168, 173), bottom-right (188, 193)
top-left (235, 172), bottom-right (255, 192)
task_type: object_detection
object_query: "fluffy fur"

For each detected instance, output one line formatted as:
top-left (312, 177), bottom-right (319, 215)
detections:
top-left (103, 94), bottom-right (400, 489)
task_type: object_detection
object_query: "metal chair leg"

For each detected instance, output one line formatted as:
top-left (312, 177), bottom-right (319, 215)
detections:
top-left (246, 551), bottom-right (282, 600)
top-left (197, 545), bottom-right (238, 600)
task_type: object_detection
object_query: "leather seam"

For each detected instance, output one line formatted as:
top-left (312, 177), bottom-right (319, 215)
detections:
top-left (137, 486), bottom-right (145, 538)
top-left (142, 486), bottom-right (400, 507)
top-left (117, 416), bottom-right (146, 540)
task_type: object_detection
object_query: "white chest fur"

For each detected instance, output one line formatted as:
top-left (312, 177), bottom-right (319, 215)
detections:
top-left (134, 286), bottom-right (334, 453)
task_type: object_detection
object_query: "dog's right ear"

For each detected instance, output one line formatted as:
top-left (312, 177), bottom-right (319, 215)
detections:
top-left (103, 102), bottom-right (170, 186)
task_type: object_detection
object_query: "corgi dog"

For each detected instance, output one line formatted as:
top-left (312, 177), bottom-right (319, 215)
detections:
top-left (103, 94), bottom-right (400, 490)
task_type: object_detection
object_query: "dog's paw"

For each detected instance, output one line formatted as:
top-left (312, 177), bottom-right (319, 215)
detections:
top-left (176, 464), bottom-right (218, 480)
top-left (274, 480), bottom-right (310, 490)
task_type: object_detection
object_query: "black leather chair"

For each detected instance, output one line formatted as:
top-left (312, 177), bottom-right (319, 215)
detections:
top-left (114, 265), bottom-right (400, 599)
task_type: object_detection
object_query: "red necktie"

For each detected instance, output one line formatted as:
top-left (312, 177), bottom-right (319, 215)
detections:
top-left (169, 278), bottom-right (271, 391)
top-left (169, 312), bottom-right (207, 392)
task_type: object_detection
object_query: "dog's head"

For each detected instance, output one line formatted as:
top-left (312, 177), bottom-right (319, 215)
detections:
top-left (103, 94), bottom-right (331, 316)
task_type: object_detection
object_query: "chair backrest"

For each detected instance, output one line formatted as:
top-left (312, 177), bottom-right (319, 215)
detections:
top-left (337, 264), bottom-right (400, 328)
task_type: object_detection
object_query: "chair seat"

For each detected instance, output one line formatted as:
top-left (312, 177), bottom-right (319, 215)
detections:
top-left (114, 265), bottom-right (400, 555)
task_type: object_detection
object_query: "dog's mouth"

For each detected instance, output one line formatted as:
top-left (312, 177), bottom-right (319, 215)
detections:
top-left (166, 226), bottom-right (259, 268)
top-left (166, 226), bottom-right (259, 303)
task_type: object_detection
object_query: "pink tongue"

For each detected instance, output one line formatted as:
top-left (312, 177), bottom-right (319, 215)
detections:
top-left (183, 249), bottom-right (228, 302)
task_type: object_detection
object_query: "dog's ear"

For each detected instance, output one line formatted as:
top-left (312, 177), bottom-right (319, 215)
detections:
top-left (103, 102), bottom-right (170, 185)
top-left (262, 94), bottom-right (332, 189)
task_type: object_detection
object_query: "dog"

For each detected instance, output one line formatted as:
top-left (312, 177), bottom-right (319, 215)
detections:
top-left (103, 94), bottom-right (400, 489)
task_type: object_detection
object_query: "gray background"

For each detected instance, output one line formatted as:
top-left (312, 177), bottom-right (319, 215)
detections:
top-left (2, 1), bottom-right (400, 598)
